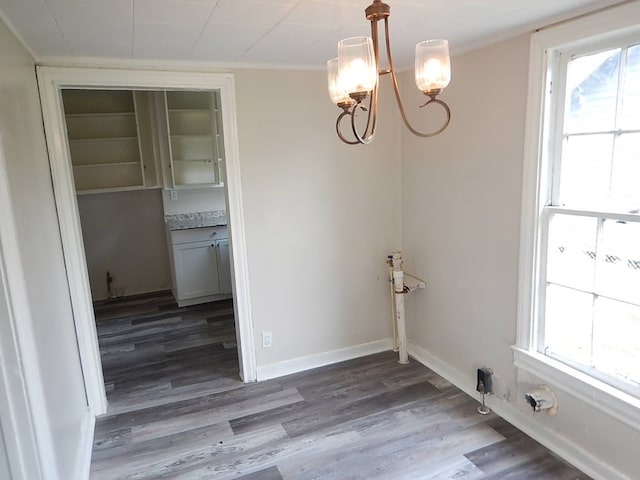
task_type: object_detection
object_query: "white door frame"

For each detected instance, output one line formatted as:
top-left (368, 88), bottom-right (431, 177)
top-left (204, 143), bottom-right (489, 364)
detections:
top-left (0, 136), bottom-right (58, 479)
top-left (37, 66), bottom-right (257, 415)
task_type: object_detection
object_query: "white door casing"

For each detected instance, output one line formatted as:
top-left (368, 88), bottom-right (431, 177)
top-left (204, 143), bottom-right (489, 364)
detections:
top-left (0, 136), bottom-right (58, 479)
top-left (36, 66), bottom-right (257, 415)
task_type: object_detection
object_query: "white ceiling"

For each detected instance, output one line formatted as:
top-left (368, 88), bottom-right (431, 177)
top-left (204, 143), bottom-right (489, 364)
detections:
top-left (0, 0), bottom-right (626, 69)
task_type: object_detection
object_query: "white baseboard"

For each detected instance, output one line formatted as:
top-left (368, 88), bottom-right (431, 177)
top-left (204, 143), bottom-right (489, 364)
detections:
top-left (177, 293), bottom-right (232, 307)
top-left (74, 409), bottom-right (95, 480)
top-left (256, 339), bottom-right (393, 381)
top-left (407, 343), bottom-right (629, 480)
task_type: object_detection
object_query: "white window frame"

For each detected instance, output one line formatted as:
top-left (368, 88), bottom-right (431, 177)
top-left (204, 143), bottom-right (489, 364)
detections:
top-left (515, 2), bottom-right (640, 432)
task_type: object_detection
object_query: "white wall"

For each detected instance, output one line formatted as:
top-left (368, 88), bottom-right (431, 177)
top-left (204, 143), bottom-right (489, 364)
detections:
top-left (77, 189), bottom-right (171, 300)
top-left (234, 70), bottom-right (401, 369)
top-left (161, 186), bottom-right (227, 215)
top-left (0, 16), bottom-right (89, 480)
top-left (401, 34), bottom-right (639, 480)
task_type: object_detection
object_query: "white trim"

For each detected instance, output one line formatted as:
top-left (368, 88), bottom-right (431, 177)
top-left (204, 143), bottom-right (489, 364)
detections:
top-left (36, 66), bottom-right (257, 413)
top-left (0, 137), bottom-right (57, 479)
top-left (256, 339), bottom-right (393, 381)
top-left (517, 0), bottom-right (640, 351)
top-left (513, 347), bottom-right (640, 433)
top-left (545, 206), bottom-right (640, 223)
top-left (532, 2), bottom-right (640, 51)
top-left (73, 411), bottom-right (95, 480)
top-left (516, 28), bottom-right (549, 350)
top-left (37, 68), bottom-right (107, 416)
top-left (36, 56), bottom-right (325, 73)
top-left (408, 343), bottom-right (630, 480)
top-left (516, 0), bottom-right (640, 431)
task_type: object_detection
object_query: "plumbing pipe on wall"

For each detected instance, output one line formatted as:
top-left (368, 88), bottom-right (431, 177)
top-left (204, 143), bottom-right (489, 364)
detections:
top-left (387, 251), bottom-right (426, 364)
top-left (390, 252), bottom-right (409, 364)
top-left (387, 254), bottom-right (399, 352)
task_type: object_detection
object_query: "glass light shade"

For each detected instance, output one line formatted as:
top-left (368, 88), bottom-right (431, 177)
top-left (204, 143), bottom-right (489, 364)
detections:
top-left (337, 36), bottom-right (377, 95)
top-left (415, 39), bottom-right (451, 93)
top-left (327, 58), bottom-right (352, 105)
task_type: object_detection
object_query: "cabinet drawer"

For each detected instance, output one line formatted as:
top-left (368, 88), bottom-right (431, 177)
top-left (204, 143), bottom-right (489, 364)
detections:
top-left (170, 226), bottom-right (228, 244)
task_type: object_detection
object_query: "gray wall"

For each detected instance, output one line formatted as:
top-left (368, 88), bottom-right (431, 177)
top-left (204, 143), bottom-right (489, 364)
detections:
top-left (78, 189), bottom-right (171, 300)
top-left (0, 424), bottom-right (10, 480)
top-left (234, 69), bottom-right (401, 368)
top-left (0, 16), bottom-right (88, 480)
top-left (401, 33), bottom-right (639, 479)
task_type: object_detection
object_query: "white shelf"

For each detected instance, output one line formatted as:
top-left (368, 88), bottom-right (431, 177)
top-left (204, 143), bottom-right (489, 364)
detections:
top-left (173, 159), bottom-right (217, 185)
top-left (69, 137), bottom-right (140, 166)
top-left (72, 162), bottom-right (143, 191)
top-left (73, 161), bottom-right (140, 168)
top-left (172, 158), bottom-right (215, 163)
top-left (168, 110), bottom-right (211, 136)
top-left (165, 91), bottom-right (210, 110)
top-left (62, 89), bottom-right (144, 192)
top-left (75, 185), bottom-right (145, 196)
top-left (164, 91), bottom-right (223, 188)
top-left (168, 108), bottom-right (209, 113)
top-left (62, 89), bottom-right (135, 114)
top-left (68, 136), bottom-right (138, 144)
top-left (65, 113), bottom-right (137, 140)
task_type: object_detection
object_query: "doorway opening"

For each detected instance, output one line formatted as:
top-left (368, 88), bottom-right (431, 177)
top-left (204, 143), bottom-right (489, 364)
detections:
top-left (62, 86), bottom-right (244, 413)
top-left (37, 67), bottom-right (256, 416)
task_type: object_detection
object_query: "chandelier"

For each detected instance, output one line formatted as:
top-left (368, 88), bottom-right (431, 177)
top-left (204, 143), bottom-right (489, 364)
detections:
top-left (327, 0), bottom-right (452, 145)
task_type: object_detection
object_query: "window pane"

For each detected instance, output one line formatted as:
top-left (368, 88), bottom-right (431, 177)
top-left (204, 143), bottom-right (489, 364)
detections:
top-left (610, 133), bottom-right (640, 212)
top-left (593, 297), bottom-right (640, 385)
top-left (597, 220), bottom-right (640, 305)
top-left (565, 49), bottom-right (620, 134)
top-left (559, 134), bottom-right (613, 208)
top-left (544, 284), bottom-right (593, 365)
top-left (547, 214), bottom-right (597, 291)
top-left (621, 44), bottom-right (640, 130)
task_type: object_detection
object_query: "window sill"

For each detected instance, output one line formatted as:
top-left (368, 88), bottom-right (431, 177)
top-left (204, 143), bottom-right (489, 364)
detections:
top-left (512, 347), bottom-right (640, 433)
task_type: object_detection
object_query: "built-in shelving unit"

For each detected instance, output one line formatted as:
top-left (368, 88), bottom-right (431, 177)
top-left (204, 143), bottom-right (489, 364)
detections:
top-left (62, 90), bottom-right (145, 193)
top-left (165, 91), bottom-right (224, 188)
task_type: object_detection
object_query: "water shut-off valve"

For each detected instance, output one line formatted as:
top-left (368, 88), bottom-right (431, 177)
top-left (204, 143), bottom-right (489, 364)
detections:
top-left (524, 385), bottom-right (558, 415)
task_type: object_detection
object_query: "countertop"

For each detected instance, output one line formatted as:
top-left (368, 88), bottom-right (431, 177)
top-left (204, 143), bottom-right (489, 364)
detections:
top-left (165, 210), bottom-right (227, 231)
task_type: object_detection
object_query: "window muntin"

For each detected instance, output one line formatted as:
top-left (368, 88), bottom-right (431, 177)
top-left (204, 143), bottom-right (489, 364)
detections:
top-left (540, 41), bottom-right (640, 396)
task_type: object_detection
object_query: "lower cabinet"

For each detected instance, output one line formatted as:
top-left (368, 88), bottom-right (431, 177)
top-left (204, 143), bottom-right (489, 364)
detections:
top-left (216, 238), bottom-right (232, 295)
top-left (168, 226), bottom-right (232, 306)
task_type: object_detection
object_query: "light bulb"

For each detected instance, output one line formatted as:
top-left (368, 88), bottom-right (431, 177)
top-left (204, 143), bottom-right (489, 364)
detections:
top-left (338, 36), bottom-right (377, 95)
top-left (415, 39), bottom-right (451, 93)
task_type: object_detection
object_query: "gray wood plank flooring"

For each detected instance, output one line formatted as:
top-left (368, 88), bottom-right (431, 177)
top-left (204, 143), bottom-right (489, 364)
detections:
top-left (91, 292), bottom-right (591, 479)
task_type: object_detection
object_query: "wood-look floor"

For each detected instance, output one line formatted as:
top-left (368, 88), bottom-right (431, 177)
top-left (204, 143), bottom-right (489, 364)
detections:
top-left (91, 292), bottom-right (591, 480)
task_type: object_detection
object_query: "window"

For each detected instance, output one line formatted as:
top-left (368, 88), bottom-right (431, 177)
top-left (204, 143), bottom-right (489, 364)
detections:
top-left (540, 43), bottom-right (640, 397)
top-left (516, 2), bottom-right (640, 425)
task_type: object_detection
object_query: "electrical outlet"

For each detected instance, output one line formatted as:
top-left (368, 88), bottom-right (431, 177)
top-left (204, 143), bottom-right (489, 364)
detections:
top-left (262, 331), bottom-right (273, 348)
top-left (170, 190), bottom-right (178, 200)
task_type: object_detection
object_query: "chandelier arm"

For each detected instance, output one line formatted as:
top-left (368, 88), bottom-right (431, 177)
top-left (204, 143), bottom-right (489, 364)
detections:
top-left (383, 17), bottom-right (452, 138)
top-left (336, 110), bottom-right (360, 145)
top-left (348, 83), bottom-right (377, 145)
top-left (349, 101), bottom-right (373, 145)
top-left (344, 14), bottom-right (381, 145)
